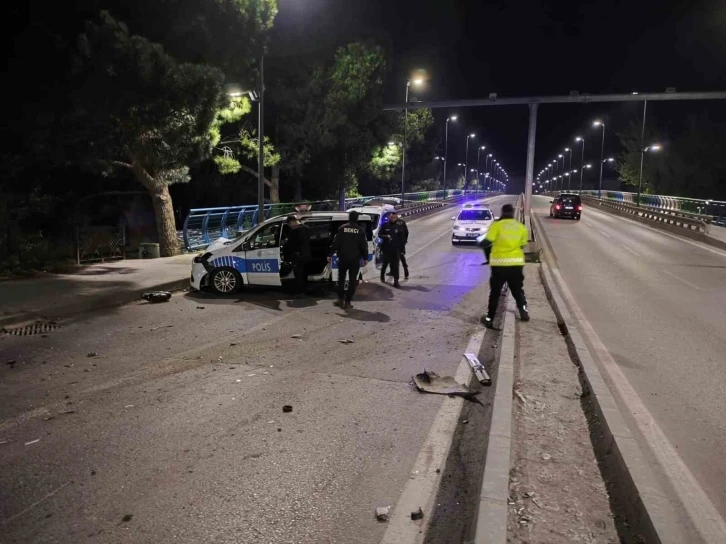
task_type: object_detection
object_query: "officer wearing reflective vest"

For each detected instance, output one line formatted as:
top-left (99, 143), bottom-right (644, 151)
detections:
top-left (480, 204), bottom-right (529, 328)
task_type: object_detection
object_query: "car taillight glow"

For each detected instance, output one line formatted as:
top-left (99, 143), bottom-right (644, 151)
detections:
top-left (554, 204), bottom-right (561, 210)
top-left (577, 205), bottom-right (583, 211)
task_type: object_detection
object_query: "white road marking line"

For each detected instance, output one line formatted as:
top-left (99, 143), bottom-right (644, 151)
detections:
top-left (622, 244), bottom-right (641, 257)
top-left (662, 269), bottom-right (702, 290)
top-left (597, 229), bottom-right (610, 238)
top-left (381, 329), bottom-right (487, 544)
top-left (2, 481), bottom-right (72, 525)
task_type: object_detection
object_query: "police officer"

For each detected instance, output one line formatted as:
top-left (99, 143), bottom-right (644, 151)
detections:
top-left (386, 216), bottom-right (410, 280)
top-left (328, 211), bottom-right (368, 309)
top-left (282, 215), bottom-right (311, 296)
top-left (481, 204), bottom-right (529, 328)
top-left (378, 211), bottom-right (406, 288)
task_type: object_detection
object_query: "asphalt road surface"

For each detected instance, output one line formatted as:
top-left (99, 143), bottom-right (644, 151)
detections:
top-left (0, 195), bottom-right (513, 544)
top-left (533, 195), bottom-right (726, 517)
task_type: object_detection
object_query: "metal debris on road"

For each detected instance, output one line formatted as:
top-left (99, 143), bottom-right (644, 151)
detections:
top-left (196, 306), bottom-right (205, 310)
top-left (291, 334), bottom-right (303, 339)
top-left (59, 410), bottom-right (76, 415)
top-left (413, 370), bottom-right (477, 397)
top-left (375, 506), bottom-right (391, 522)
top-left (542, 453), bottom-right (552, 460)
top-left (25, 439), bottom-right (40, 446)
top-left (125, 405), bottom-right (134, 408)
top-left (339, 339), bottom-right (354, 344)
top-left (150, 324), bottom-right (174, 331)
top-left (86, 352), bottom-right (98, 358)
top-left (141, 291), bottom-right (171, 303)
top-left (465, 352), bottom-right (491, 385)
top-left (410, 507), bottom-right (424, 520)
top-left (282, 405), bottom-right (293, 413)
top-left (42, 416), bottom-right (55, 421)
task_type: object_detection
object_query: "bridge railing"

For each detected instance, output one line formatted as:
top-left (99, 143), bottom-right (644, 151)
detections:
top-left (182, 189), bottom-right (494, 251)
top-left (579, 190), bottom-right (726, 219)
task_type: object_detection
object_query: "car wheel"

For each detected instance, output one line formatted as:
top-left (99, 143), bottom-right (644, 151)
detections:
top-left (575, 215), bottom-right (581, 220)
top-left (211, 267), bottom-right (242, 294)
top-left (549, 210), bottom-right (553, 217)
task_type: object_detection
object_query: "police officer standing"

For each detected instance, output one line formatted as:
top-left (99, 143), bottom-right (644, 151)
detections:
top-left (378, 211), bottom-right (406, 288)
top-left (282, 215), bottom-right (311, 296)
top-left (481, 204), bottom-right (530, 328)
top-left (386, 216), bottom-right (410, 280)
top-left (328, 211), bottom-right (368, 309)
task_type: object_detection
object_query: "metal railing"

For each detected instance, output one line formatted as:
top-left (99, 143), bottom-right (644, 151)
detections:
top-left (580, 195), bottom-right (709, 234)
top-left (579, 190), bottom-right (726, 218)
top-left (182, 189), bottom-right (495, 250)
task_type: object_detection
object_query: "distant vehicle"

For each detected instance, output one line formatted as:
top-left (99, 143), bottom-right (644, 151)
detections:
top-left (451, 207), bottom-right (494, 244)
top-left (190, 212), bottom-right (375, 294)
top-left (550, 193), bottom-right (582, 220)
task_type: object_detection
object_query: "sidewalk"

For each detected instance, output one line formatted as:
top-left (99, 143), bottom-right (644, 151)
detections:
top-left (0, 255), bottom-right (191, 328)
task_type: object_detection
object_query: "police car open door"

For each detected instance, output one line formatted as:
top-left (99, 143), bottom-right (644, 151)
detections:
top-left (240, 221), bottom-right (282, 286)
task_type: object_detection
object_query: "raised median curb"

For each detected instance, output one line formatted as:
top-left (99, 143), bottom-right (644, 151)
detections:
top-left (531, 212), bottom-right (691, 543)
top-left (0, 277), bottom-right (189, 330)
top-left (473, 294), bottom-right (516, 544)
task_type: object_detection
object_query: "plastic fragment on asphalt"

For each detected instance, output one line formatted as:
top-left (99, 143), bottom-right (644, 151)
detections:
top-left (196, 306), bottom-right (205, 310)
top-left (25, 439), bottom-right (40, 446)
top-left (412, 370), bottom-right (477, 397)
top-left (150, 324), bottom-right (173, 331)
top-left (121, 514), bottom-right (133, 523)
top-left (339, 339), bottom-right (354, 344)
top-left (291, 334), bottom-right (303, 339)
top-left (141, 291), bottom-right (171, 303)
top-left (282, 405), bottom-right (293, 413)
top-left (410, 507), bottom-right (424, 520)
top-left (375, 506), bottom-right (391, 522)
top-left (542, 453), bottom-right (551, 460)
top-left (86, 352), bottom-right (98, 358)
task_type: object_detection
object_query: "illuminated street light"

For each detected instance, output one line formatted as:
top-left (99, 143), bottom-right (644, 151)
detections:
top-left (444, 115), bottom-right (458, 189)
top-left (464, 133), bottom-right (477, 188)
top-left (638, 143), bottom-right (663, 206)
top-left (402, 76), bottom-right (427, 202)
top-left (593, 120), bottom-right (607, 197)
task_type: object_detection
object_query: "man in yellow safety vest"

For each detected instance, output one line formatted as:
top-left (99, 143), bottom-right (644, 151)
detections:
top-left (481, 204), bottom-right (529, 328)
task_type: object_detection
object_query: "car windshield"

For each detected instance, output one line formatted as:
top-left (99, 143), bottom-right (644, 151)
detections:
top-left (458, 209), bottom-right (492, 221)
top-left (559, 196), bottom-right (581, 205)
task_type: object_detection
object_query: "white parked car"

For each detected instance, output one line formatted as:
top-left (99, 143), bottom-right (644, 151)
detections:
top-left (451, 207), bottom-right (495, 244)
top-left (190, 212), bottom-right (375, 294)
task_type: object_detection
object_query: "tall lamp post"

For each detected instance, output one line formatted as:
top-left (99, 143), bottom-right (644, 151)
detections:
top-left (593, 120), bottom-right (606, 198)
top-left (575, 136), bottom-right (585, 194)
top-left (565, 148), bottom-right (573, 190)
top-left (464, 134), bottom-right (476, 188)
top-left (444, 115), bottom-right (457, 190)
top-left (558, 154), bottom-right (565, 191)
top-left (402, 78), bottom-right (424, 203)
top-left (477, 146), bottom-right (486, 189)
top-left (485, 154), bottom-right (493, 189)
top-left (637, 144), bottom-right (661, 206)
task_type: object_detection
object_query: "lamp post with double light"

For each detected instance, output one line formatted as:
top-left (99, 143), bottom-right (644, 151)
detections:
top-left (637, 144), bottom-right (661, 206)
top-left (575, 136), bottom-right (585, 194)
top-left (593, 120), bottom-right (607, 198)
top-left (464, 133), bottom-right (476, 188)
top-left (444, 115), bottom-right (457, 190)
top-left (402, 78), bottom-right (424, 202)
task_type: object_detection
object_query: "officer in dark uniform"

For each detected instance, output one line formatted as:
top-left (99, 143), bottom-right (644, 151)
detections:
top-left (378, 211), bottom-right (406, 288)
top-left (328, 211), bottom-right (368, 309)
top-left (387, 216), bottom-right (409, 279)
top-left (282, 215), bottom-right (311, 295)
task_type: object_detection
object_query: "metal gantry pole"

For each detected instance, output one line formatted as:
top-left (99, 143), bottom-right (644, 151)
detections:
top-left (464, 136), bottom-right (471, 189)
top-left (567, 150), bottom-right (573, 190)
top-left (598, 124), bottom-right (606, 198)
top-left (637, 100), bottom-right (647, 207)
top-left (444, 118), bottom-right (450, 190)
top-left (524, 103), bottom-right (537, 219)
top-left (579, 139), bottom-right (585, 194)
top-left (258, 55), bottom-right (265, 221)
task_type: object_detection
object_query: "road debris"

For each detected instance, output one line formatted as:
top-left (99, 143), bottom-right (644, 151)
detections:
top-left (338, 339), bottom-right (354, 344)
top-left (196, 306), bottom-right (205, 310)
top-left (42, 416), bottom-right (55, 421)
top-left (541, 453), bottom-right (551, 460)
top-left (125, 405), bottom-right (134, 408)
top-left (121, 514), bottom-right (133, 523)
top-left (514, 389), bottom-right (528, 405)
top-left (59, 410), bottom-right (76, 415)
top-left (375, 506), bottom-right (391, 522)
top-left (230, 342), bottom-right (238, 346)
top-left (282, 405), bottom-right (293, 413)
top-left (413, 370), bottom-right (477, 397)
top-left (291, 334), bottom-right (303, 339)
top-left (236, 379), bottom-right (242, 383)
top-left (410, 507), bottom-right (424, 520)
top-left (465, 352), bottom-right (491, 385)
top-left (0, 439), bottom-right (11, 445)
top-left (25, 439), bottom-right (40, 446)
top-left (6, 360), bottom-right (16, 368)
top-left (141, 291), bottom-right (171, 303)
top-left (149, 324), bottom-right (174, 331)
top-left (86, 352), bottom-right (98, 358)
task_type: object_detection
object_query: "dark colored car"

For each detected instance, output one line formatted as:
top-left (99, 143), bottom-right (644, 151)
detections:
top-left (550, 193), bottom-right (582, 220)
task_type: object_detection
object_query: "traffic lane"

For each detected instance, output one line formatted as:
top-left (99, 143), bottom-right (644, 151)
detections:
top-left (0, 203), bottom-right (502, 543)
top-left (0, 195), bottom-right (510, 425)
top-left (533, 196), bottom-right (726, 514)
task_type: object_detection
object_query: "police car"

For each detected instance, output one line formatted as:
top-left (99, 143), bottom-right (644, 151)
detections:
top-left (190, 212), bottom-right (375, 294)
top-left (451, 205), bottom-right (495, 244)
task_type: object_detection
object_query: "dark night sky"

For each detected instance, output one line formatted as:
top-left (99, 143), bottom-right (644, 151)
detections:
top-left (271, 0), bottom-right (726, 191)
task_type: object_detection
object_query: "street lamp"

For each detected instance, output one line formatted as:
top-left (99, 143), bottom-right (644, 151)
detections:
top-left (444, 115), bottom-right (457, 190)
top-left (464, 133), bottom-right (476, 188)
top-left (402, 78), bottom-right (425, 202)
top-left (564, 148), bottom-right (573, 190)
top-left (477, 146), bottom-right (486, 186)
top-left (637, 144), bottom-right (661, 206)
top-left (593, 120), bottom-right (606, 198)
top-left (575, 136), bottom-right (585, 194)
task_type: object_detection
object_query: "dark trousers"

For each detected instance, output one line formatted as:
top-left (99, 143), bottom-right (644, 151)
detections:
top-left (380, 250), bottom-right (400, 281)
top-left (400, 251), bottom-right (409, 276)
top-left (487, 266), bottom-right (527, 318)
top-left (337, 259), bottom-right (361, 302)
top-left (292, 260), bottom-right (308, 294)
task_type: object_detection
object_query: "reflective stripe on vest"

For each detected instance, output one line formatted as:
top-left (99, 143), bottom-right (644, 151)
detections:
top-left (489, 256), bottom-right (525, 265)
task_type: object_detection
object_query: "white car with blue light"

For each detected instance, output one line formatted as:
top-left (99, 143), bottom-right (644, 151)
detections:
top-left (190, 212), bottom-right (375, 294)
top-left (451, 206), bottom-right (495, 244)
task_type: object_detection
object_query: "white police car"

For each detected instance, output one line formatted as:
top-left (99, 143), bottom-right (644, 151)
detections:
top-left (190, 212), bottom-right (375, 294)
top-left (451, 206), bottom-right (494, 244)
top-left (346, 204), bottom-right (397, 268)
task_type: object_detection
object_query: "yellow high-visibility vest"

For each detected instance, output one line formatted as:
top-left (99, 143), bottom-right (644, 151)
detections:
top-left (484, 218), bottom-right (528, 266)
